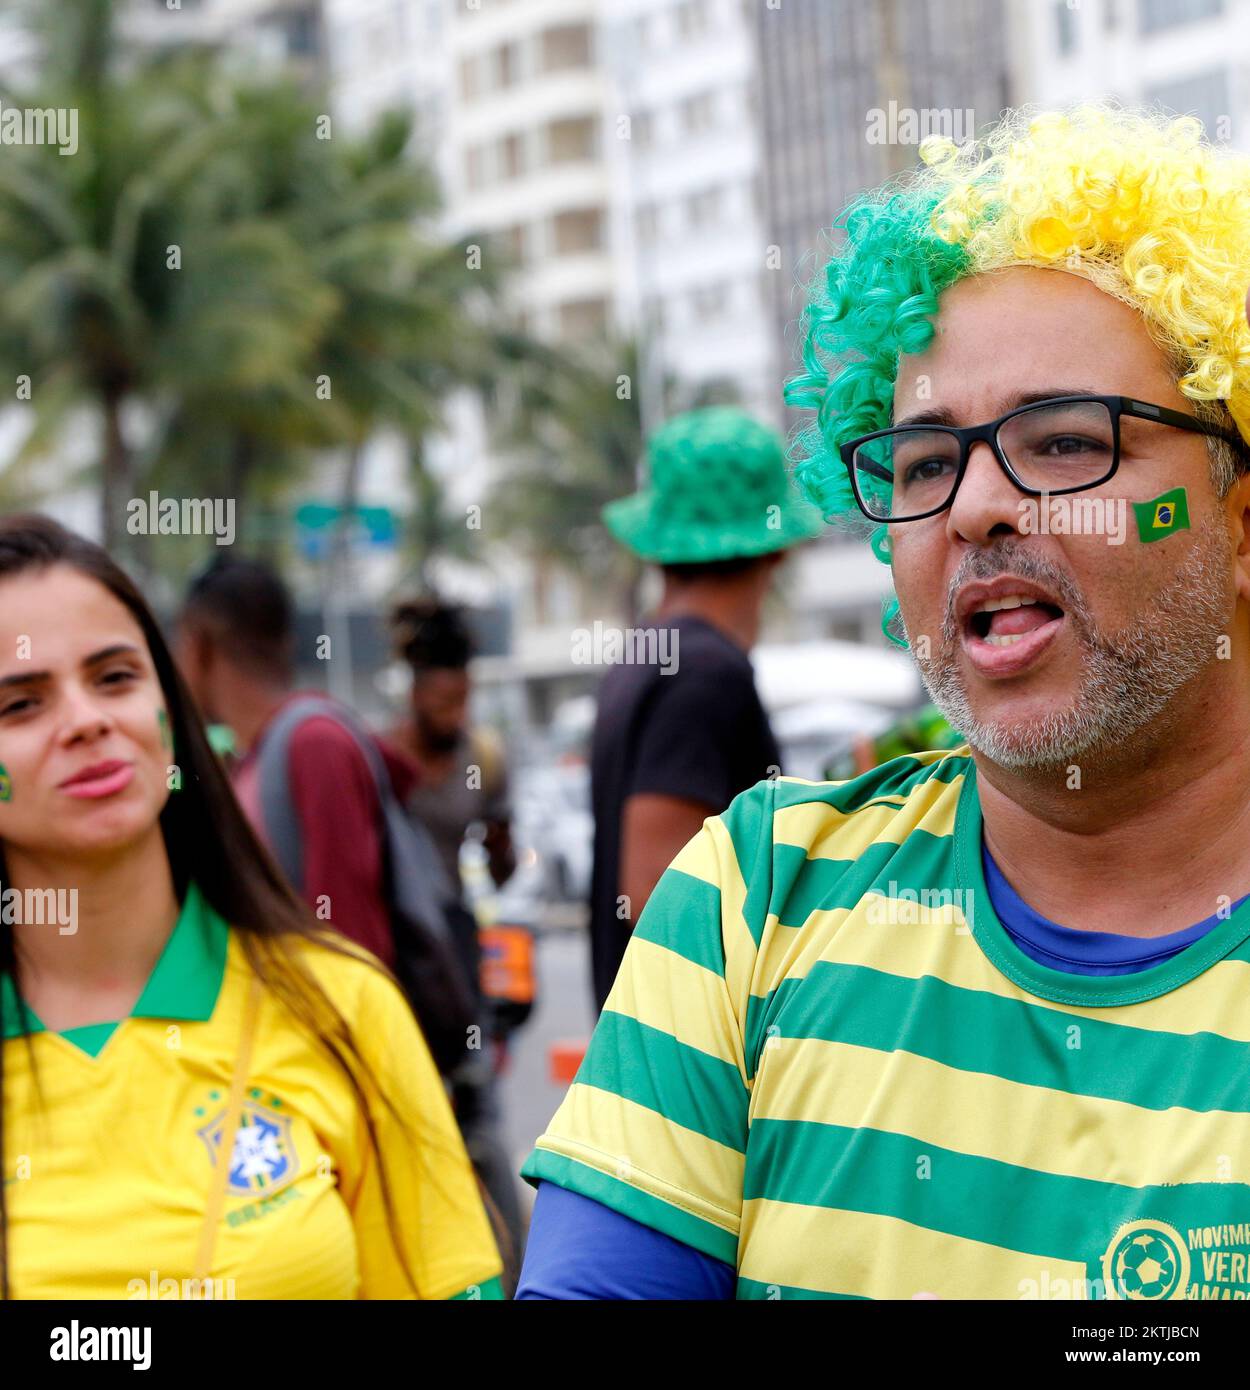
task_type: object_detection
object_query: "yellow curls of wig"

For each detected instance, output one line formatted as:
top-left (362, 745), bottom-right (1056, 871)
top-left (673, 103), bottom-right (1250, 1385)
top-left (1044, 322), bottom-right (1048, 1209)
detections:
top-left (925, 104), bottom-right (1250, 437)
top-left (786, 103), bottom-right (1250, 537)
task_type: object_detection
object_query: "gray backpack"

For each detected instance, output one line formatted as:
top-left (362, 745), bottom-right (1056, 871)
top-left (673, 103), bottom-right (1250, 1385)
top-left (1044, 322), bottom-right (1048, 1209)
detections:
top-left (256, 695), bottom-right (475, 1073)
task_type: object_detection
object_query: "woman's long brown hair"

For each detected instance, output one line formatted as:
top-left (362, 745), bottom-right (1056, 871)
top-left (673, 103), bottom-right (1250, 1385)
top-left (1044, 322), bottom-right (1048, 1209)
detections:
top-left (0, 514), bottom-right (495, 1297)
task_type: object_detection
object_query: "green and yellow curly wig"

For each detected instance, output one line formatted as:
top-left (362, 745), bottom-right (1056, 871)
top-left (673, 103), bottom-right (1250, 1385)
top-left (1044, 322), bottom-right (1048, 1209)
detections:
top-left (784, 103), bottom-right (1250, 644)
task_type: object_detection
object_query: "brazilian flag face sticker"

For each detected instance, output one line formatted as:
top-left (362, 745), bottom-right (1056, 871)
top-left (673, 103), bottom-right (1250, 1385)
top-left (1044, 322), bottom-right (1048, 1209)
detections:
top-left (0, 764), bottom-right (10, 802)
top-left (1133, 487), bottom-right (1190, 543)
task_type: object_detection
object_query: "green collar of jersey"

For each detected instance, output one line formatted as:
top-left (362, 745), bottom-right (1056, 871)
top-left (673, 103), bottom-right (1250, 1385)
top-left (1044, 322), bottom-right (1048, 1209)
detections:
top-left (0, 881), bottom-right (229, 1053)
top-left (955, 761), bottom-right (1250, 1007)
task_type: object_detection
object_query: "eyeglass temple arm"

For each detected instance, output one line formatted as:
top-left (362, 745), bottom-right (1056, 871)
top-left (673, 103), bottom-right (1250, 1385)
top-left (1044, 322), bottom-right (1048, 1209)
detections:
top-left (1121, 396), bottom-right (1243, 446)
top-left (857, 458), bottom-right (894, 485)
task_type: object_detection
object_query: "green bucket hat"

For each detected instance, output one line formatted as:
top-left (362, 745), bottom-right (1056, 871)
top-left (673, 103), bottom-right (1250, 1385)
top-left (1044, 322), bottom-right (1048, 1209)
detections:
top-left (602, 406), bottom-right (825, 564)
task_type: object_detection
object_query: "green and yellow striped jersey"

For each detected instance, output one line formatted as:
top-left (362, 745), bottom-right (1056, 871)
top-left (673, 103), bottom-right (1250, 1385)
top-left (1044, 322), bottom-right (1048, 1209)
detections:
top-left (522, 747), bottom-right (1250, 1300)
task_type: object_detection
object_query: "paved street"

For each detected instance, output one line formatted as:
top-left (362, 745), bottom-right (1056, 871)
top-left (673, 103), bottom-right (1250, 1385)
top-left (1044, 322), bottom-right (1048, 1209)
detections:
top-left (499, 923), bottom-right (595, 1220)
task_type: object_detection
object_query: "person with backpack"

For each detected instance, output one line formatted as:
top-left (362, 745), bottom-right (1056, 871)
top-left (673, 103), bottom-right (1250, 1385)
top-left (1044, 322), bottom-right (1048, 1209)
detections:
top-left (174, 558), bottom-right (475, 1077)
top-left (0, 515), bottom-right (501, 1298)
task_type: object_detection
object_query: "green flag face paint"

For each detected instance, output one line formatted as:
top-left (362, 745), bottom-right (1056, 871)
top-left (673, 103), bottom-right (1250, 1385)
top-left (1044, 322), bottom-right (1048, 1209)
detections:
top-left (0, 764), bottom-right (11, 802)
top-left (1133, 487), bottom-right (1190, 543)
top-left (157, 708), bottom-right (173, 752)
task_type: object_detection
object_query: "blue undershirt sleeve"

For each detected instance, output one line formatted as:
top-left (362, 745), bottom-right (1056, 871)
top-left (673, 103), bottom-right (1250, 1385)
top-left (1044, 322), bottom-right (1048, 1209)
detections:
top-left (515, 1181), bottom-right (737, 1300)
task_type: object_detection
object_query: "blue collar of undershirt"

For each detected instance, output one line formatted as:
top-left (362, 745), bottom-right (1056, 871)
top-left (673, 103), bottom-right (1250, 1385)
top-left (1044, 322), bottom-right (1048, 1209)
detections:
top-left (981, 841), bottom-right (1249, 976)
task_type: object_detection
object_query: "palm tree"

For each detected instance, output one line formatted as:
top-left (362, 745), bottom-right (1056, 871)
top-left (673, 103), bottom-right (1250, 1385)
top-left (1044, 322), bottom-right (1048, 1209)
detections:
top-left (0, 4), bottom-right (339, 556)
top-left (487, 335), bottom-right (661, 620)
top-left (0, 0), bottom-right (512, 586)
top-left (146, 87), bottom-right (504, 578)
top-left (401, 439), bottom-right (483, 589)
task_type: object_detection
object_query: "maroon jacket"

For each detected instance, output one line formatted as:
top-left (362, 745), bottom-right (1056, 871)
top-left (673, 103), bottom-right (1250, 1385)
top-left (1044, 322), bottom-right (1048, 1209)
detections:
top-left (232, 692), bottom-right (421, 969)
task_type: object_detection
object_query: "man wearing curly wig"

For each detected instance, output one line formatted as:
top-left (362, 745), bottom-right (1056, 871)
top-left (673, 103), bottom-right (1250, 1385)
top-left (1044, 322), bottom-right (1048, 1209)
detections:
top-left (518, 105), bottom-right (1250, 1301)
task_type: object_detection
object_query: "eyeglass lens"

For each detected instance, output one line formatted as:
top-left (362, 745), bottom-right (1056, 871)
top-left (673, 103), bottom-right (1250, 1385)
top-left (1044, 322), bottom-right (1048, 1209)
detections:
top-left (853, 400), bottom-right (1116, 520)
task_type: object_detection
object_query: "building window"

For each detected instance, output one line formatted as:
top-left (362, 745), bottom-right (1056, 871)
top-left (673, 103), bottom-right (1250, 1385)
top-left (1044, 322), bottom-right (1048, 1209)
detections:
top-left (279, 6), bottom-right (319, 57)
top-left (1054, 0), bottom-right (1077, 54)
top-left (559, 298), bottom-right (608, 339)
top-left (498, 223), bottom-right (526, 266)
top-left (679, 89), bottom-right (717, 136)
top-left (1145, 66), bottom-right (1230, 140)
top-left (465, 145), bottom-right (485, 191)
top-left (496, 42), bottom-right (519, 90)
top-left (675, 0), bottom-right (711, 38)
top-left (553, 207), bottom-right (604, 255)
top-left (459, 55), bottom-right (479, 101)
top-left (690, 282), bottom-right (728, 320)
top-left (501, 132), bottom-right (525, 180)
top-left (636, 204), bottom-right (660, 245)
top-left (548, 116), bottom-right (597, 163)
top-left (692, 375), bottom-right (741, 407)
top-left (687, 186), bottom-right (724, 227)
top-left (1138, 0), bottom-right (1223, 34)
top-left (541, 23), bottom-right (591, 72)
top-left (364, 13), bottom-right (395, 63)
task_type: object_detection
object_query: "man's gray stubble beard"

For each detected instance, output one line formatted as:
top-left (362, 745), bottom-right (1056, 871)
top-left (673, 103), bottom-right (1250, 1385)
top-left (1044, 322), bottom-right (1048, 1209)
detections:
top-left (906, 513), bottom-right (1234, 771)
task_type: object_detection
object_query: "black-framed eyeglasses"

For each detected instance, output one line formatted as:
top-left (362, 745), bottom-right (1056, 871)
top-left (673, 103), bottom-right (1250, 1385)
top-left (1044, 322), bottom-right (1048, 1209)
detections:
top-left (841, 394), bottom-right (1245, 524)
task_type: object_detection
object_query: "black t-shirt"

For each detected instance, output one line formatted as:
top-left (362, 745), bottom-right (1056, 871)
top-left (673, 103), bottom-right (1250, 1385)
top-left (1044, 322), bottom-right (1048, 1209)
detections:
top-left (588, 614), bottom-right (781, 1010)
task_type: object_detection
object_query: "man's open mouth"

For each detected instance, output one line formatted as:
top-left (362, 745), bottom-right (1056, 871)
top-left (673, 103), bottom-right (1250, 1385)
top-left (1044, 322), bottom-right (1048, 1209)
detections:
top-left (966, 595), bottom-right (1066, 647)
top-left (954, 579), bottom-right (1068, 676)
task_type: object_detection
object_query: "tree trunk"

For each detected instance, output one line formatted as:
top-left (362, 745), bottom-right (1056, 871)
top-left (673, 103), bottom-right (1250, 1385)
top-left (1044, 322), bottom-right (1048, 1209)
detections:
top-left (100, 386), bottom-right (130, 553)
top-left (332, 441), bottom-right (365, 588)
top-left (533, 552), bottom-right (551, 626)
top-left (227, 434), bottom-right (254, 550)
top-left (338, 441), bottom-right (364, 522)
top-left (322, 443), bottom-right (365, 703)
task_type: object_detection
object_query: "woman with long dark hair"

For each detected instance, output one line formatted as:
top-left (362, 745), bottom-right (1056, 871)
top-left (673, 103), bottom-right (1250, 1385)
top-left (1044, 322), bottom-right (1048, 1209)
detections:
top-left (0, 515), bottom-right (502, 1299)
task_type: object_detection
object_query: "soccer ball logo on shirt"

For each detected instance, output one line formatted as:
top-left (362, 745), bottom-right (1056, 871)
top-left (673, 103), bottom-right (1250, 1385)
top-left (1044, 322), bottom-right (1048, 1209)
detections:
top-left (1102, 1220), bottom-right (1190, 1300)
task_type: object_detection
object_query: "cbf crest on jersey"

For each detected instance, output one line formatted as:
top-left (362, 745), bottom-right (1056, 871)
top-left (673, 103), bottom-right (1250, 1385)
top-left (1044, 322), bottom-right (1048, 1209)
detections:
top-left (196, 1090), bottom-right (299, 1197)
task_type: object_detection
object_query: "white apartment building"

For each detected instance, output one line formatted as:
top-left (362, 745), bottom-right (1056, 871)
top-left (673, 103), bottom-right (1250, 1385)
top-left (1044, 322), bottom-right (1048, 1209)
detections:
top-left (1009, 0), bottom-right (1249, 143)
top-left (325, 0), bottom-right (447, 153)
top-left (123, 0), bottom-right (326, 73)
top-left (600, 0), bottom-right (778, 431)
top-left (430, 0), bottom-right (786, 636)
top-left (447, 0), bottom-right (619, 346)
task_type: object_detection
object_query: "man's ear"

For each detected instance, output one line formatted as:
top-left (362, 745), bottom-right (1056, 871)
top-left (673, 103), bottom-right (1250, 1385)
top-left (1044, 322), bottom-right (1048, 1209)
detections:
top-left (1229, 469), bottom-right (1250, 606)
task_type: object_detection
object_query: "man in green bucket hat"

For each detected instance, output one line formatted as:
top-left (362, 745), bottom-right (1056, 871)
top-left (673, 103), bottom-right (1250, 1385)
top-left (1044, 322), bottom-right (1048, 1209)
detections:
top-left (587, 406), bottom-right (824, 1009)
top-left (601, 404), bottom-right (825, 564)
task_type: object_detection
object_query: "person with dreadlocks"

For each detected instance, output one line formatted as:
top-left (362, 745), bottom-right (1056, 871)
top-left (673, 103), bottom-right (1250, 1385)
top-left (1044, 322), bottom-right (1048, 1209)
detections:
top-left (518, 104), bottom-right (1250, 1300)
top-left (386, 597), bottom-right (525, 1265)
top-left (387, 599), bottom-right (515, 958)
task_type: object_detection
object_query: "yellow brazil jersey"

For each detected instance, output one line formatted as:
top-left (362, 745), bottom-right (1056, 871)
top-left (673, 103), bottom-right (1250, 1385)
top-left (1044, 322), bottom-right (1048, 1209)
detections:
top-left (2, 882), bottom-right (503, 1300)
